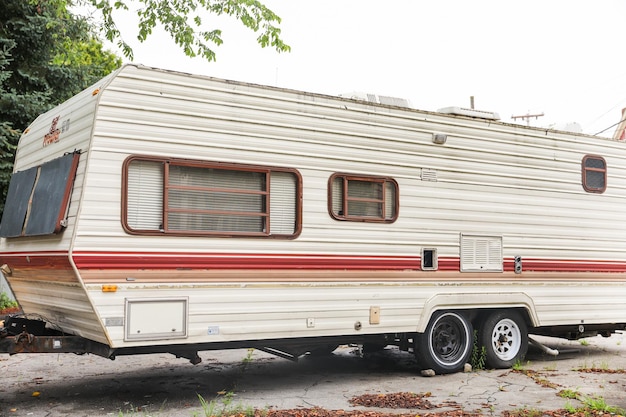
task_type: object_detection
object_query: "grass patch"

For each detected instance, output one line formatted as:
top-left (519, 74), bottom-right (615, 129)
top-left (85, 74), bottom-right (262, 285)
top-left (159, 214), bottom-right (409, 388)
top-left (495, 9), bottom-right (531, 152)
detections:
top-left (582, 395), bottom-right (625, 414)
top-left (196, 392), bottom-right (256, 417)
top-left (557, 388), bottom-right (581, 400)
top-left (512, 359), bottom-right (529, 371)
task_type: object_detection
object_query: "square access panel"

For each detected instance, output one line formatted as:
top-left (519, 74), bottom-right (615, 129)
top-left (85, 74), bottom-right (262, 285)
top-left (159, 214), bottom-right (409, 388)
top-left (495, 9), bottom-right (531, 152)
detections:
top-left (125, 297), bottom-right (188, 341)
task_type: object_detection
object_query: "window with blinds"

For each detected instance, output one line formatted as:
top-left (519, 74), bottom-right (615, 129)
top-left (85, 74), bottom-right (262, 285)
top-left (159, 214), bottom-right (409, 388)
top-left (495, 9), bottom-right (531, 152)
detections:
top-left (329, 174), bottom-right (398, 222)
top-left (123, 157), bottom-right (301, 237)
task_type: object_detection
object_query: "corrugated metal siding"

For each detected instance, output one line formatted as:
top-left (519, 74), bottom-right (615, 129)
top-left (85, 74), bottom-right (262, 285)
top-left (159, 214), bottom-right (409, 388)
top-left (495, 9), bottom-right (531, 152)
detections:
top-left (76, 65), bottom-right (626, 262)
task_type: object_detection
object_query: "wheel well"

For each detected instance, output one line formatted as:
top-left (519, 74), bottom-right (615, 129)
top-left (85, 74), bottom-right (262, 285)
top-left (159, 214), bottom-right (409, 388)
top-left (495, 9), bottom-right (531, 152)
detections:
top-left (471, 307), bottom-right (532, 329)
top-left (417, 293), bottom-right (539, 332)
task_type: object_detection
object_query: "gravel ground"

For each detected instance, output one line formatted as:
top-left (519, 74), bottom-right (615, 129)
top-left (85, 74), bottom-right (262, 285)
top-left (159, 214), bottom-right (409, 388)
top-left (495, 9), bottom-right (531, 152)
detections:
top-left (1, 333), bottom-right (625, 417)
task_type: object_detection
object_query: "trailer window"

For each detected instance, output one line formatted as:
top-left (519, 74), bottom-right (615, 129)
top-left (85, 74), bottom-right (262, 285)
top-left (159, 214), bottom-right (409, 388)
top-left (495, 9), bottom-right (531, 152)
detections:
top-left (329, 174), bottom-right (398, 222)
top-left (582, 155), bottom-right (606, 193)
top-left (123, 157), bottom-right (301, 238)
top-left (0, 152), bottom-right (80, 237)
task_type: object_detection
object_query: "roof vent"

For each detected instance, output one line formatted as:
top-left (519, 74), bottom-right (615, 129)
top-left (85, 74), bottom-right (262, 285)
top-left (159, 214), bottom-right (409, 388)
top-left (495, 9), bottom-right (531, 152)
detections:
top-left (438, 106), bottom-right (500, 120)
top-left (340, 92), bottom-right (412, 108)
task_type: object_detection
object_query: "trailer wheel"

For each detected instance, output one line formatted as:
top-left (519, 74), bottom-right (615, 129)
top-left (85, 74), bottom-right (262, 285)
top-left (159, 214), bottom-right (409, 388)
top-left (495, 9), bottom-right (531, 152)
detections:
top-left (479, 310), bottom-right (528, 369)
top-left (414, 311), bottom-right (472, 374)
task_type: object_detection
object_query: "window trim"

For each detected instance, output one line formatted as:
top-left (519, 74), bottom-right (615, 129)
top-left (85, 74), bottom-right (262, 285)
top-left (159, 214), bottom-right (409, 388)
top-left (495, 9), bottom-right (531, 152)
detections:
top-left (327, 173), bottom-right (399, 223)
top-left (581, 154), bottom-right (607, 194)
top-left (121, 155), bottom-right (302, 238)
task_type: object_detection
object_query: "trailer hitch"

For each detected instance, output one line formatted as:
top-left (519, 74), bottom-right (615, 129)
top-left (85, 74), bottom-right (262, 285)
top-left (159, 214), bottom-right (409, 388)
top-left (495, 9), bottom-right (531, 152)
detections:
top-left (14, 330), bottom-right (35, 347)
top-left (0, 329), bottom-right (111, 357)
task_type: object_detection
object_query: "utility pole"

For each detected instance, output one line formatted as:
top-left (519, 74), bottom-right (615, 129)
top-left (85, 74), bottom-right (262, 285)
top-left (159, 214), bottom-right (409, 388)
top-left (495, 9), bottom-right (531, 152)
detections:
top-left (511, 112), bottom-right (544, 126)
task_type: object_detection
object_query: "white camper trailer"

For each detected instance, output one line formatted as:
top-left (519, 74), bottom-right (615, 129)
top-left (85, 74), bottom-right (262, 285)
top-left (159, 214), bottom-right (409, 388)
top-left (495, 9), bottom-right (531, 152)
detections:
top-left (1, 64), bottom-right (625, 373)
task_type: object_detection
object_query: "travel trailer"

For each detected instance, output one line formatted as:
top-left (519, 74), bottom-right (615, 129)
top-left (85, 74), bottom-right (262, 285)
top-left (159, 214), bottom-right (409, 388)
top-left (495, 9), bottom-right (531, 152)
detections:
top-left (1, 64), bottom-right (625, 374)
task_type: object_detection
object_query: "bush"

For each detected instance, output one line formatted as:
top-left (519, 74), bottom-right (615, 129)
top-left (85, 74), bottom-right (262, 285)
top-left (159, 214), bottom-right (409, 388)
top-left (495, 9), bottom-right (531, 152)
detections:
top-left (0, 291), bottom-right (18, 312)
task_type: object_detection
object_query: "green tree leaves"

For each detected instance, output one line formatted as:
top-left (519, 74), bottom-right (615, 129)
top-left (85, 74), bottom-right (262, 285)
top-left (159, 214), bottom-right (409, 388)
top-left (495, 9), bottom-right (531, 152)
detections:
top-left (0, 0), bottom-right (122, 213)
top-left (0, 0), bottom-right (288, 215)
top-left (90, 0), bottom-right (291, 62)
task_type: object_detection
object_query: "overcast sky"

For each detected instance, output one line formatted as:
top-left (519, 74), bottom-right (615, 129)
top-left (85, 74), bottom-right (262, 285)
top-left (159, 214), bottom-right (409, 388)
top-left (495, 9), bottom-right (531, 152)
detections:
top-left (105, 0), bottom-right (626, 137)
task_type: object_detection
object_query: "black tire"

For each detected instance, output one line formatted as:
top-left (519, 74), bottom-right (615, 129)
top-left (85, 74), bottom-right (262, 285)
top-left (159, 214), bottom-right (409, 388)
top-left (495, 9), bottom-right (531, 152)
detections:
top-left (414, 311), bottom-right (472, 374)
top-left (479, 310), bottom-right (528, 369)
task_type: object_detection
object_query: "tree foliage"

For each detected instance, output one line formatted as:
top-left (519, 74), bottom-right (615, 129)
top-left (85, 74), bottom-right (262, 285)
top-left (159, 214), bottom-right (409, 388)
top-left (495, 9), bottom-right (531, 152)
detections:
top-left (0, 0), bottom-right (288, 215)
top-left (86, 0), bottom-right (291, 62)
top-left (0, 0), bottom-right (122, 213)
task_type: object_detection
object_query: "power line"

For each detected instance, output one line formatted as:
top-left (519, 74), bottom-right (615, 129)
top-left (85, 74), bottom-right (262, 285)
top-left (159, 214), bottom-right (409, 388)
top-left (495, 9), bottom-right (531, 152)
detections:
top-left (594, 115), bottom-right (626, 136)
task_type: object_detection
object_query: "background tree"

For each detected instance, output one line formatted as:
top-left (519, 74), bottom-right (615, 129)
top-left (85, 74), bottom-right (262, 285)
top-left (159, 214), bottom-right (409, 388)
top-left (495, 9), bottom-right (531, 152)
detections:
top-left (1, 0), bottom-right (289, 216)
top-left (0, 0), bottom-right (122, 214)
top-left (86, 0), bottom-right (291, 62)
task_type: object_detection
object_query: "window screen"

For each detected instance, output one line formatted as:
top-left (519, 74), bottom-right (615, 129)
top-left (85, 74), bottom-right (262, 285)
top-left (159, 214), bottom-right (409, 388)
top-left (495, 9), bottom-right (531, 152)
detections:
top-left (329, 174), bottom-right (398, 222)
top-left (0, 152), bottom-right (80, 237)
top-left (582, 155), bottom-right (607, 193)
top-left (124, 157), bottom-right (301, 237)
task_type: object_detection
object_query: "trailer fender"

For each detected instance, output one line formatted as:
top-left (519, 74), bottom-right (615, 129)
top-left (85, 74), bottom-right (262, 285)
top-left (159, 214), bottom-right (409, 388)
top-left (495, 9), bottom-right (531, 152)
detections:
top-left (417, 292), bottom-right (539, 333)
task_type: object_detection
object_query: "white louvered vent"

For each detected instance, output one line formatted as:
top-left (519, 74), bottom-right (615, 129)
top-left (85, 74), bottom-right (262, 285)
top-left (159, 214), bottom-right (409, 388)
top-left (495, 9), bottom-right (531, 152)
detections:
top-left (460, 234), bottom-right (503, 272)
top-left (421, 168), bottom-right (438, 182)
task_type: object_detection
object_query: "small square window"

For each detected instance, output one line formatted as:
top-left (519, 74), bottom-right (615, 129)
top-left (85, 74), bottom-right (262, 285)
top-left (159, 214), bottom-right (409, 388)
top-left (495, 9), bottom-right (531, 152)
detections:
top-left (582, 155), bottom-right (607, 193)
top-left (329, 174), bottom-right (398, 222)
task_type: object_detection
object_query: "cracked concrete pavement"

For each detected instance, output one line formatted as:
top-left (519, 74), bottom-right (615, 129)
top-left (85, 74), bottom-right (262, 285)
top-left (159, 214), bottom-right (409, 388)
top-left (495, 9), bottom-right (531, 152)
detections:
top-left (1, 332), bottom-right (625, 416)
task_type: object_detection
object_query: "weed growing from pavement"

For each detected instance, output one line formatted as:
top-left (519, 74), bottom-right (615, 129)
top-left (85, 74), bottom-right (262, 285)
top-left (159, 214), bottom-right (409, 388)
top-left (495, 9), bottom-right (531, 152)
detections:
top-left (238, 348), bottom-right (256, 371)
top-left (574, 361), bottom-right (626, 373)
top-left (575, 360), bottom-right (590, 371)
top-left (564, 402), bottom-right (578, 414)
top-left (512, 359), bottom-right (529, 371)
top-left (470, 330), bottom-right (486, 370)
top-left (242, 348), bottom-right (255, 364)
top-left (196, 391), bottom-right (256, 417)
top-left (557, 388), bottom-right (581, 399)
top-left (579, 338), bottom-right (590, 346)
top-left (582, 395), bottom-right (625, 414)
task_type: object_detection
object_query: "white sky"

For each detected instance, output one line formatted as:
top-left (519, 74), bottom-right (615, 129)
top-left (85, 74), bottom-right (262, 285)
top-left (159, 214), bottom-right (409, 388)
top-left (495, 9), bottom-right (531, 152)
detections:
top-left (105, 0), bottom-right (626, 137)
